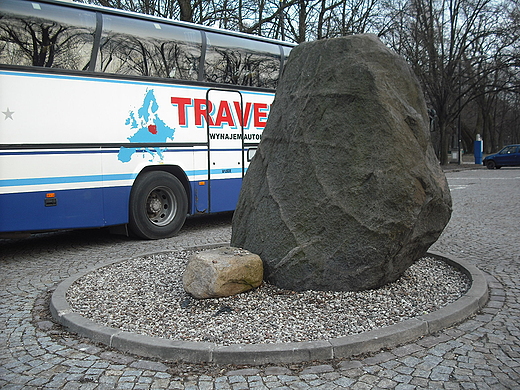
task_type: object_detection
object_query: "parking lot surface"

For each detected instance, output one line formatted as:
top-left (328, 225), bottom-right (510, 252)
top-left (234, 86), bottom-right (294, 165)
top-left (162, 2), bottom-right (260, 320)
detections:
top-left (1, 167), bottom-right (519, 389)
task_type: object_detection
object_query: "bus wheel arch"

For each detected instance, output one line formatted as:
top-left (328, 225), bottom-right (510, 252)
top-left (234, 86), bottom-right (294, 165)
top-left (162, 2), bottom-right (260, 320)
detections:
top-left (128, 168), bottom-right (189, 239)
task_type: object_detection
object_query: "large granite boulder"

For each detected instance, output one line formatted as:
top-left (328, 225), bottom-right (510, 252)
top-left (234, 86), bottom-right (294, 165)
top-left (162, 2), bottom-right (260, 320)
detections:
top-left (183, 247), bottom-right (263, 299)
top-left (231, 34), bottom-right (452, 292)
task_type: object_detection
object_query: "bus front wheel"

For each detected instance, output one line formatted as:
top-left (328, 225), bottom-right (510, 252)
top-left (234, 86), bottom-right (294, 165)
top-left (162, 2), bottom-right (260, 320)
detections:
top-left (129, 171), bottom-right (188, 239)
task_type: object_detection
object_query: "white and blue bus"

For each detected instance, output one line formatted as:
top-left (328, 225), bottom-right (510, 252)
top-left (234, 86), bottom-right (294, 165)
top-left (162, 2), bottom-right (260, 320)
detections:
top-left (0, 0), bottom-right (294, 239)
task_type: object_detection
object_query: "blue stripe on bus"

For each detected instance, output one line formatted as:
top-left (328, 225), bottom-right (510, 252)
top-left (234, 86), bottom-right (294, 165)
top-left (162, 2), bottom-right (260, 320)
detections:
top-left (0, 70), bottom-right (208, 91)
top-left (0, 169), bottom-right (247, 187)
top-left (208, 168), bottom-right (244, 175)
top-left (0, 149), bottom-right (204, 156)
top-left (0, 70), bottom-right (274, 97)
top-left (183, 168), bottom-right (247, 176)
top-left (0, 148), bottom-right (255, 156)
top-left (0, 173), bottom-right (135, 187)
top-left (0, 150), bottom-right (110, 156)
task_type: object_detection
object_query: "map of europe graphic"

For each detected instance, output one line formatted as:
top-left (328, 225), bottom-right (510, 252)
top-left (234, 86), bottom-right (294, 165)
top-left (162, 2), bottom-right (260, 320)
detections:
top-left (118, 89), bottom-right (175, 163)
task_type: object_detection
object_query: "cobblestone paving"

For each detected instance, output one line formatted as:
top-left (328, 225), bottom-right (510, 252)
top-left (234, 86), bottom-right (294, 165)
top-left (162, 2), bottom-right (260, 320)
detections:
top-left (1, 168), bottom-right (519, 389)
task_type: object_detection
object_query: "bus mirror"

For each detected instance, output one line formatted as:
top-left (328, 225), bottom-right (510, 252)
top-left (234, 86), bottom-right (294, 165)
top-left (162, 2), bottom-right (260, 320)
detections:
top-left (247, 148), bottom-right (257, 162)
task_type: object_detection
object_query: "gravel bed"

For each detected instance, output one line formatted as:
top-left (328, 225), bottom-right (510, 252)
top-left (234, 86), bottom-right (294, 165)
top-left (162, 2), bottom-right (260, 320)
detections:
top-left (67, 250), bottom-right (470, 346)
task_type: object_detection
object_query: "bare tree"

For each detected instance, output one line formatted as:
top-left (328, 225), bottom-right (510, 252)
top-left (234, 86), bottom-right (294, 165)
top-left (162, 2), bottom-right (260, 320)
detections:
top-left (381, 0), bottom-right (516, 163)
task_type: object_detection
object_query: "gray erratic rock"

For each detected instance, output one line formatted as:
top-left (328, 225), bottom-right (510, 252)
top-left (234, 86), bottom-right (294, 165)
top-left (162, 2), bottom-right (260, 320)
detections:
top-left (182, 247), bottom-right (263, 299)
top-left (231, 34), bottom-right (452, 292)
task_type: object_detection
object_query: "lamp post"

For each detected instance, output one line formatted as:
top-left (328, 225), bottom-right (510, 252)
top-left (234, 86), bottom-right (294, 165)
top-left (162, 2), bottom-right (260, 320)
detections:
top-left (458, 61), bottom-right (462, 165)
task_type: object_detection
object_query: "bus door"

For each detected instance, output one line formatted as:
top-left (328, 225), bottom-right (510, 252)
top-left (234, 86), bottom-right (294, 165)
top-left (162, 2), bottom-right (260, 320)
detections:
top-left (206, 89), bottom-right (244, 213)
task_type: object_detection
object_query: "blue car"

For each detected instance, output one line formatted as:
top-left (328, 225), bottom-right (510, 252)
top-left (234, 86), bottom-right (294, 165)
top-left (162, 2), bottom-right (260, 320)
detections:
top-left (483, 144), bottom-right (520, 169)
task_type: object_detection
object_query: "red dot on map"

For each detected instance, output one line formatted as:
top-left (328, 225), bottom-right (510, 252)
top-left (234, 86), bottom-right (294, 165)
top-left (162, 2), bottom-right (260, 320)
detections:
top-left (148, 125), bottom-right (157, 134)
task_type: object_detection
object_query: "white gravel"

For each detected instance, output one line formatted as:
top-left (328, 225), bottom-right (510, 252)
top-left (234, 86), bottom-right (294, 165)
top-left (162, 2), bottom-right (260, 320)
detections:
top-left (67, 250), bottom-right (470, 346)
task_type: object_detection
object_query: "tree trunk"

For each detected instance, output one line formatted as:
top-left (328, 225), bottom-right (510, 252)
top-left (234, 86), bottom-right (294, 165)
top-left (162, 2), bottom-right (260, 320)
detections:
top-left (438, 120), bottom-right (450, 165)
top-left (177, 0), bottom-right (193, 22)
top-left (298, 0), bottom-right (306, 43)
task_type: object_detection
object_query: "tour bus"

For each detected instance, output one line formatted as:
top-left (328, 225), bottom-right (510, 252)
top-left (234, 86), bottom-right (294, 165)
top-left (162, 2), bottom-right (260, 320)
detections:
top-left (0, 0), bottom-right (295, 239)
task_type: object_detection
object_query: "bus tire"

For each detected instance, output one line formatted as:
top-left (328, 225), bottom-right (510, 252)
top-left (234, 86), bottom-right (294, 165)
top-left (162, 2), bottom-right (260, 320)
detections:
top-left (129, 171), bottom-right (188, 240)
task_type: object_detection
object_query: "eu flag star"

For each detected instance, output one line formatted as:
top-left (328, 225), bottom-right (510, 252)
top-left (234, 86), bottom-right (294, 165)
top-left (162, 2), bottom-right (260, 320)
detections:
top-left (2, 108), bottom-right (14, 120)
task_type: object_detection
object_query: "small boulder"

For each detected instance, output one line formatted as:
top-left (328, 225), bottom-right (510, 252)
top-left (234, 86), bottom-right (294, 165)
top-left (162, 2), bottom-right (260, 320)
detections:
top-left (183, 247), bottom-right (263, 299)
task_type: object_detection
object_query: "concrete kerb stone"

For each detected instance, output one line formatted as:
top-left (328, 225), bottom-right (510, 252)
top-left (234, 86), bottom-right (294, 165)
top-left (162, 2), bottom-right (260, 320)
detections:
top-left (111, 332), bottom-right (215, 362)
top-left (330, 318), bottom-right (428, 358)
top-left (212, 340), bottom-right (334, 365)
top-left (50, 247), bottom-right (489, 365)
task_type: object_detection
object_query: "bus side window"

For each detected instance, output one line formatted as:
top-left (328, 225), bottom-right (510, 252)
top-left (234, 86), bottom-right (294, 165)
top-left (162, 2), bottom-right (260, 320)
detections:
top-left (204, 32), bottom-right (281, 89)
top-left (0, 0), bottom-right (96, 70)
top-left (97, 15), bottom-right (202, 80)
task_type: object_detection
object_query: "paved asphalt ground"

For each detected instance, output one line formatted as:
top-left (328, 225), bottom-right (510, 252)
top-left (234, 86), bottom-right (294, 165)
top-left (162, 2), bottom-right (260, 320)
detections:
top-left (1, 166), bottom-right (519, 389)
